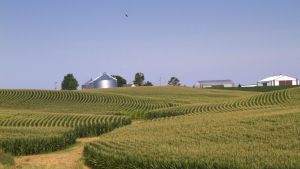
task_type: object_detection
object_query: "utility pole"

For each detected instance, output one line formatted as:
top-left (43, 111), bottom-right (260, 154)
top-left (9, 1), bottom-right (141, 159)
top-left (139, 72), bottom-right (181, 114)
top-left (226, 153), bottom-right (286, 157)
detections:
top-left (55, 82), bottom-right (57, 90)
top-left (159, 77), bottom-right (161, 86)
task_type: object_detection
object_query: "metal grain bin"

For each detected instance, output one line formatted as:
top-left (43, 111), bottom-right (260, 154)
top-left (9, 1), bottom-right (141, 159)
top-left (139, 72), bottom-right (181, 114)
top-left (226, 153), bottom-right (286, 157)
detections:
top-left (93, 72), bottom-right (117, 88)
top-left (82, 78), bottom-right (93, 89)
top-left (88, 81), bottom-right (94, 89)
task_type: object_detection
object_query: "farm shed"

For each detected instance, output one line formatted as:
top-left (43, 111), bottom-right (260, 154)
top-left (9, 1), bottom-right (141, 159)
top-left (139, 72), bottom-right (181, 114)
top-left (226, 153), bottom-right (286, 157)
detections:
top-left (82, 72), bottom-right (117, 89)
top-left (194, 80), bottom-right (235, 88)
top-left (257, 74), bottom-right (299, 86)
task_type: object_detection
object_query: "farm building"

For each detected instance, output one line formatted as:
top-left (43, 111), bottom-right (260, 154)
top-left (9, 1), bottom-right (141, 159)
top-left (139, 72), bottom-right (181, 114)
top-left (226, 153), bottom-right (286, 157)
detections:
top-left (257, 74), bottom-right (299, 86)
top-left (82, 78), bottom-right (93, 89)
top-left (123, 82), bottom-right (137, 87)
top-left (82, 72), bottom-right (117, 89)
top-left (194, 80), bottom-right (235, 88)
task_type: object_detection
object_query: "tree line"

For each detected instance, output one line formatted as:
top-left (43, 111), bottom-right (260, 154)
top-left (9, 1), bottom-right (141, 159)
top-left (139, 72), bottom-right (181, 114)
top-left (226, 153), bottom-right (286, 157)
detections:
top-left (61, 73), bottom-right (181, 90)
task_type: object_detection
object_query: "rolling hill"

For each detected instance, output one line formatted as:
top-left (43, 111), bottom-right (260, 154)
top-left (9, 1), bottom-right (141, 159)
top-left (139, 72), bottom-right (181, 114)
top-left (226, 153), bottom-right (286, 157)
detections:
top-left (1, 86), bottom-right (300, 168)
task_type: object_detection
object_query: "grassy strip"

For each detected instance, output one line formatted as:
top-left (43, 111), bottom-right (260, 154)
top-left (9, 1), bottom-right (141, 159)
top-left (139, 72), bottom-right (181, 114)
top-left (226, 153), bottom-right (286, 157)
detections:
top-left (43, 141), bottom-right (82, 155)
top-left (0, 151), bottom-right (14, 166)
top-left (209, 85), bottom-right (300, 92)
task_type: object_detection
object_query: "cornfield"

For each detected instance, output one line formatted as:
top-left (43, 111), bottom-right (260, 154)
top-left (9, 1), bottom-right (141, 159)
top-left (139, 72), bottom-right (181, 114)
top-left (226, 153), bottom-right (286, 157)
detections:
top-left (0, 87), bottom-right (258, 119)
top-left (145, 88), bottom-right (292, 119)
top-left (0, 113), bottom-right (131, 128)
top-left (0, 89), bottom-right (175, 116)
top-left (1, 86), bottom-right (300, 168)
top-left (0, 122), bottom-right (128, 156)
top-left (82, 86), bottom-right (300, 169)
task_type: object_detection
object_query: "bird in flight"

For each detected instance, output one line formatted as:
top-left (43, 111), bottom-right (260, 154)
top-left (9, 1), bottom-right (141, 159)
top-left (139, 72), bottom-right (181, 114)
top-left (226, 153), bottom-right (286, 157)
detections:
top-left (125, 14), bottom-right (128, 17)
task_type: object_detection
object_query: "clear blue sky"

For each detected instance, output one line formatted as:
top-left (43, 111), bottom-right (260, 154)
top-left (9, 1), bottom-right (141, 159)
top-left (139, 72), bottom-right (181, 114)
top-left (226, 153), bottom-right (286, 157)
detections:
top-left (1, 1), bottom-right (299, 89)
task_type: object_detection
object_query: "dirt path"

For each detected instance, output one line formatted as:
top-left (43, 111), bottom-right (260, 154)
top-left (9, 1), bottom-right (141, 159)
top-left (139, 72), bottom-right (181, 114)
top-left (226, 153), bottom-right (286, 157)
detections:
top-left (11, 137), bottom-right (100, 169)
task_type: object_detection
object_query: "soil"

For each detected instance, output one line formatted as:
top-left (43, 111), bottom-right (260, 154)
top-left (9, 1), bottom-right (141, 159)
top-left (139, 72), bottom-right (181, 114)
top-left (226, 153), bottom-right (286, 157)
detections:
top-left (11, 137), bottom-right (100, 169)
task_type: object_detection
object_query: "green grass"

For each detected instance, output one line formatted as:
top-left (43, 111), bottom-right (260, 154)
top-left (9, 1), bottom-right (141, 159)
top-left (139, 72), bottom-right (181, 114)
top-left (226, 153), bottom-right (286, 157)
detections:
top-left (44, 141), bottom-right (82, 155)
top-left (211, 85), bottom-right (300, 92)
top-left (0, 151), bottom-right (14, 166)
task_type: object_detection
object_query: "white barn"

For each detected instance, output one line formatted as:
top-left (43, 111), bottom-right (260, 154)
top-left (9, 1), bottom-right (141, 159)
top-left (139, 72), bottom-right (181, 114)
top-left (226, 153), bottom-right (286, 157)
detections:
top-left (257, 74), bottom-right (299, 86)
top-left (194, 80), bottom-right (235, 88)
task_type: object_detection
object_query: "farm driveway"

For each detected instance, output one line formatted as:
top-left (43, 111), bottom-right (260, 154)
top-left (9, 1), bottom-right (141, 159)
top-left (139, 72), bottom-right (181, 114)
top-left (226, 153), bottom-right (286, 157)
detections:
top-left (12, 137), bottom-right (100, 169)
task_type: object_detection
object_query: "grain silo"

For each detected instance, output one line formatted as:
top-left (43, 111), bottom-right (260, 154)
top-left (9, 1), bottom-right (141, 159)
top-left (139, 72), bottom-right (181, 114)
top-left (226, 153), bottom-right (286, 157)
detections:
top-left (82, 72), bottom-right (117, 89)
top-left (88, 81), bottom-right (94, 89)
top-left (94, 72), bottom-right (117, 88)
top-left (82, 78), bottom-right (93, 89)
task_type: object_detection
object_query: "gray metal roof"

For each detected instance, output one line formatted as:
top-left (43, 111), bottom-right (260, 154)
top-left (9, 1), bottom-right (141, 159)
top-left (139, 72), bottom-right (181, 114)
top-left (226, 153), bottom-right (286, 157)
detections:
top-left (196, 80), bottom-right (234, 85)
top-left (83, 72), bottom-right (117, 86)
top-left (257, 75), bottom-right (297, 82)
top-left (91, 72), bottom-right (117, 82)
top-left (98, 72), bottom-right (116, 81)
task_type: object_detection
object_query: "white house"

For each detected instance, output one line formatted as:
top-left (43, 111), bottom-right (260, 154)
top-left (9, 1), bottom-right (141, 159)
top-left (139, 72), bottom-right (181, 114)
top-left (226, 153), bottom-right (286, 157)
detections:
top-left (257, 74), bottom-right (299, 86)
top-left (194, 80), bottom-right (235, 88)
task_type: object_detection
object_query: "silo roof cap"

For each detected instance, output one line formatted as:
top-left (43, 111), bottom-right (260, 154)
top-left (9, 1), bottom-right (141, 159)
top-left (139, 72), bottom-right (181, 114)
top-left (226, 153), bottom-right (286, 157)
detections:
top-left (92, 72), bottom-right (117, 81)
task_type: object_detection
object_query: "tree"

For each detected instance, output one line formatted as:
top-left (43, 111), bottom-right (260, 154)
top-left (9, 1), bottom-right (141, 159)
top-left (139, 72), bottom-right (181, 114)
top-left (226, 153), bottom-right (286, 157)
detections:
top-left (168, 77), bottom-right (181, 86)
top-left (238, 83), bottom-right (241, 87)
top-left (61, 73), bottom-right (79, 90)
top-left (144, 81), bottom-right (153, 86)
top-left (133, 72), bottom-right (144, 86)
top-left (111, 75), bottom-right (127, 87)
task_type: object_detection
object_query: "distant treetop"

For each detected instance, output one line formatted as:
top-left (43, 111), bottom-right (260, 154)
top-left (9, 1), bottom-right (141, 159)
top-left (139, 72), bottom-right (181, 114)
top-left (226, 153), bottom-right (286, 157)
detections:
top-left (134, 72), bottom-right (145, 86)
top-left (61, 73), bottom-right (79, 90)
top-left (168, 77), bottom-right (181, 86)
top-left (111, 75), bottom-right (127, 87)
